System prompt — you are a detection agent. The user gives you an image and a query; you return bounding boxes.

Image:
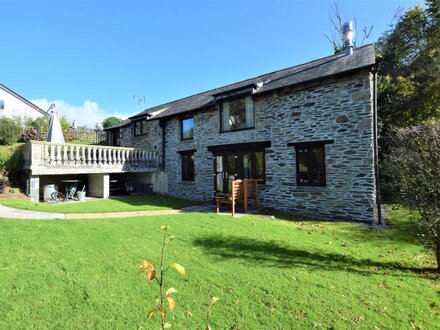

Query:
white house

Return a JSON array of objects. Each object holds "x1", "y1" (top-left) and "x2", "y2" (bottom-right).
[{"x1": 0, "y1": 83, "x2": 47, "y2": 120}]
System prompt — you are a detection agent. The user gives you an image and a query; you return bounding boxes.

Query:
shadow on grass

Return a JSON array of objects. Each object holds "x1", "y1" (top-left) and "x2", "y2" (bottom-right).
[
  {"x1": 107, "y1": 196, "x2": 196, "y2": 210},
  {"x1": 193, "y1": 235, "x2": 425, "y2": 276}
]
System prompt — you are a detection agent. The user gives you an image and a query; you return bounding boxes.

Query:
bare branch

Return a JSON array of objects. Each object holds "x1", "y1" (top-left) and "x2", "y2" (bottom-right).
[{"x1": 326, "y1": 1, "x2": 373, "y2": 50}]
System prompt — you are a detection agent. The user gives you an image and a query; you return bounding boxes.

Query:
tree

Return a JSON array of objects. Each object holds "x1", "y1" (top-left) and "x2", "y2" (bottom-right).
[
  {"x1": 377, "y1": 1, "x2": 440, "y2": 131},
  {"x1": 102, "y1": 116, "x2": 123, "y2": 129},
  {"x1": 377, "y1": 0, "x2": 440, "y2": 199},
  {"x1": 385, "y1": 123, "x2": 440, "y2": 271},
  {"x1": 26, "y1": 114, "x2": 71, "y2": 133}
]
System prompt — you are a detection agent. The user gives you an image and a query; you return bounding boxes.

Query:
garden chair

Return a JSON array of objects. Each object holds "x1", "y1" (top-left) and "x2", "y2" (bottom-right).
[
  {"x1": 243, "y1": 179, "x2": 258, "y2": 213},
  {"x1": 216, "y1": 179, "x2": 243, "y2": 216}
]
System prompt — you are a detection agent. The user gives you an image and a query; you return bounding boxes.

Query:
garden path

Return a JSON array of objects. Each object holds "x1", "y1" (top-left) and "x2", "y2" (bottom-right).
[{"x1": 0, "y1": 204, "x2": 251, "y2": 220}]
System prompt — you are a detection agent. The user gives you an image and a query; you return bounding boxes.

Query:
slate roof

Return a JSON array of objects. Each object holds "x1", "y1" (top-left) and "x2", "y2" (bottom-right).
[
  {"x1": 129, "y1": 44, "x2": 376, "y2": 121},
  {"x1": 0, "y1": 83, "x2": 47, "y2": 116}
]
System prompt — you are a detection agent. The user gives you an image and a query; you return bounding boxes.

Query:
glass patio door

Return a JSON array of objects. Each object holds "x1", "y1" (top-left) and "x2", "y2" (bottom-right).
[{"x1": 214, "y1": 153, "x2": 238, "y2": 193}]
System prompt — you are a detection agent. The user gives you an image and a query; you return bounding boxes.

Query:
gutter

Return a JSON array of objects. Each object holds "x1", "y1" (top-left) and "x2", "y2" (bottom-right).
[{"x1": 372, "y1": 63, "x2": 382, "y2": 225}]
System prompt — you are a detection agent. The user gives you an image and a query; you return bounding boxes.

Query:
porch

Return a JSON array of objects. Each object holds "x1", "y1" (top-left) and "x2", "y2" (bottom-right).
[{"x1": 23, "y1": 141, "x2": 166, "y2": 202}]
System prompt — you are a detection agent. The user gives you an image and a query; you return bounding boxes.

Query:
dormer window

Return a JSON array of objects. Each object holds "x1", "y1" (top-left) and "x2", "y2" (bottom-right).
[
  {"x1": 220, "y1": 96, "x2": 254, "y2": 132},
  {"x1": 133, "y1": 118, "x2": 148, "y2": 137}
]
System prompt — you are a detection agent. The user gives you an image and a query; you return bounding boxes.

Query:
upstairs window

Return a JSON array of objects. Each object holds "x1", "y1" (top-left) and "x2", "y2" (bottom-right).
[
  {"x1": 0, "y1": 99, "x2": 4, "y2": 110},
  {"x1": 133, "y1": 119, "x2": 148, "y2": 137},
  {"x1": 181, "y1": 151, "x2": 195, "y2": 181},
  {"x1": 181, "y1": 117, "x2": 194, "y2": 140},
  {"x1": 220, "y1": 96, "x2": 254, "y2": 132},
  {"x1": 295, "y1": 144, "x2": 326, "y2": 187}
]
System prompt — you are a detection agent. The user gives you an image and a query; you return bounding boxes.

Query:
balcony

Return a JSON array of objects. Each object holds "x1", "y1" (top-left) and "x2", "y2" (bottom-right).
[{"x1": 24, "y1": 141, "x2": 161, "y2": 176}]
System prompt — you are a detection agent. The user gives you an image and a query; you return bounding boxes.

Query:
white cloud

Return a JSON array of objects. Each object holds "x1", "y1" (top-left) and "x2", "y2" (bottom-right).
[{"x1": 31, "y1": 98, "x2": 125, "y2": 128}]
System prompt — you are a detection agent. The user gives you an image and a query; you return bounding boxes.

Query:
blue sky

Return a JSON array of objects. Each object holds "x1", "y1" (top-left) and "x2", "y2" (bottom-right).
[{"x1": 2, "y1": 0, "x2": 420, "y2": 127}]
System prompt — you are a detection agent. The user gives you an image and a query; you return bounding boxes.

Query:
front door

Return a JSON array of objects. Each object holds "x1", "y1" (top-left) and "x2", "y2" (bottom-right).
[{"x1": 214, "y1": 153, "x2": 238, "y2": 193}]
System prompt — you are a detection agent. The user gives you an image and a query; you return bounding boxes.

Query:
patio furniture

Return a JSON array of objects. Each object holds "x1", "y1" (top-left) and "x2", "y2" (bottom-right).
[
  {"x1": 60, "y1": 180, "x2": 80, "y2": 201},
  {"x1": 243, "y1": 179, "x2": 258, "y2": 212},
  {"x1": 216, "y1": 179, "x2": 243, "y2": 216}
]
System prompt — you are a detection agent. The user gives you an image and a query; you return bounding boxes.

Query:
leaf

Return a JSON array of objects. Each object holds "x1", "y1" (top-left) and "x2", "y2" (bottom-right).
[
  {"x1": 206, "y1": 325, "x2": 212, "y2": 330},
  {"x1": 147, "y1": 308, "x2": 160, "y2": 319},
  {"x1": 160, "y1": 225, "x2": 168, "y2": 231},
  {"x1": 169, "y1": 263, "x2": 186, "y2": 276},
  {"x1": 139, "y1": 260, "x2": 154, "y2": 272},
  {"x1": 208, "y1": 296, "x2": 220, "y2": 309},
  {"x1": 167, "y1": 235, "x2": 176, "y2": 241},
  {"x1": 146, "y1": 270, "x2": 156, "y2": 282},
  {"x1": 166, "y1": 287, "x2": 177, "y2": 296},
  {"x1": 166, "y1": 295, "x2": 175, "y2": 313},
  {"x1": 164, "y1": 323, "x2": 172, "y2": 329}
]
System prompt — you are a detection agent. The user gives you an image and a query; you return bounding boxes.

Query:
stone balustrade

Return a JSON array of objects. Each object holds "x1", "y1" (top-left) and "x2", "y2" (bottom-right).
[{"x1": 24, "y1": 141, "x2": 161, "y2": 175}]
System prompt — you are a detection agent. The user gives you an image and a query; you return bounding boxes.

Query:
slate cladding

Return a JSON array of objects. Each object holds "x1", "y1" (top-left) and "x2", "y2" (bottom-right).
[{"x1": 113, "y1": 44, "x2": 378, "y2": 222}]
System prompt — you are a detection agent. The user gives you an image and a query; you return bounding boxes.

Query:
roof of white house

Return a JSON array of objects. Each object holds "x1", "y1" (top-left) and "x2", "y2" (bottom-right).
[{"x1": 0, "y1": 83, "x2": 47, "y2": 116}]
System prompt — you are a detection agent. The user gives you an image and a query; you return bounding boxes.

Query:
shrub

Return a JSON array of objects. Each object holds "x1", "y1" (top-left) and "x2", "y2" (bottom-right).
[
  {"x1": 0, "y1": 144, "x2": 25, "y2": 179},
  {"x1": 386, "y1": 123, "x2": 440, "y2": 270},
  {"x1": 0, "y1": 118, "x2": 23, "y2": 145},
  {"x1": 20, "y1": 127, "x2": 41, "y2": 142}
]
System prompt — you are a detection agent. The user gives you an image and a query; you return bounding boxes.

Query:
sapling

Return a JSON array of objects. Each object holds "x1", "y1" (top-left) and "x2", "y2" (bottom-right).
[
  {"x1": 139, "y1": 225, "x2": 186, "y2": 329},
  {"x1": 205, "y1": 291, "x2": 220, "y2": 330}
]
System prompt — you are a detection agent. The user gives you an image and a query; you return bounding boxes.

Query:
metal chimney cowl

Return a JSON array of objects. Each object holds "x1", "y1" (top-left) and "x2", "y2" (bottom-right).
[{"x1": 343, "y1": 21, "x2": 354, "y2": 56}]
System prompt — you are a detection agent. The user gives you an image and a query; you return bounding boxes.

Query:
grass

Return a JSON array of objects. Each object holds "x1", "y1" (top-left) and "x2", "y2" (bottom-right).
[
  {"x1": 0, "y1": 206, "x2": 439, "y2": 329},
  {"x1": 0, "y1": 196, "x2": 196, "y2": 214}
]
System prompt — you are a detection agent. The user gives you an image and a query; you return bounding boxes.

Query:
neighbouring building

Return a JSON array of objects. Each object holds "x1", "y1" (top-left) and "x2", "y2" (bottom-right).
[
  {"x1": 103, "y1": 43, "x2": 380, "y2": 222},
  {"x1": 0, "y1": 83, "x2": 47, "y2": 120}
]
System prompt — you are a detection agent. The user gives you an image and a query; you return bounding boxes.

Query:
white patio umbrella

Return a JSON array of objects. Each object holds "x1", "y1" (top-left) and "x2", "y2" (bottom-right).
[{"x1": 47, "y1": 105, "x2": 65, "y2": 143}]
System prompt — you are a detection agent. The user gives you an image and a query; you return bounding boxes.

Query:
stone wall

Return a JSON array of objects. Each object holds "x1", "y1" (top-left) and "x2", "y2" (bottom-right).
[{"x1": 121, "y1": 70, "x2": 377, "y2": 222}]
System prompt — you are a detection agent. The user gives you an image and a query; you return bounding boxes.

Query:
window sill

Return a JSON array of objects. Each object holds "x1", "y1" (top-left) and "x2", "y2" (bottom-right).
[
  {"x1": 219, "y1": 127, "x2": 255, "y2": 134},
  {"x1": 181, "y1": 180, "x2": 196, "y2": 184}
]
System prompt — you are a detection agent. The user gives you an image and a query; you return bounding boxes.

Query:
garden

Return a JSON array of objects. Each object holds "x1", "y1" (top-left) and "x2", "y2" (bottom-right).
[{"x1": 0, "y1": 205, "x2": 439, "y2": 329}]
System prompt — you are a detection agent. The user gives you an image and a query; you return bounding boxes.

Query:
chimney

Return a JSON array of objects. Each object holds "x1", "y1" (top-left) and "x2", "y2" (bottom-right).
[{"x1": 343, "y1": 21, "x2": 354, "y2": 56}]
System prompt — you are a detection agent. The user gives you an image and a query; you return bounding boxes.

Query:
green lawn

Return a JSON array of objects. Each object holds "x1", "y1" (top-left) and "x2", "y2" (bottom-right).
[
  {"x1": 0, "y1": 206, "x2": 438, "y2": 329},
  {"x1": 0, "y1": 196, "x2": 195, "y2": 213}
]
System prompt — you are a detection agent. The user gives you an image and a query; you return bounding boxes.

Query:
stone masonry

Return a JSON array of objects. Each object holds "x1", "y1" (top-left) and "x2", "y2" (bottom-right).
[{"x1": 120, "y1": 70, "x2": 377, "y2": 222}]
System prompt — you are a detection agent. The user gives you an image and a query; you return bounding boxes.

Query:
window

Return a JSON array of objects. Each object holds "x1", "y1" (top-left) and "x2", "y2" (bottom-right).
[
  {"x1": 295, "y1": 144, "x2": 326, "y2": 187},
  {"x1": 181, "y1": 117, "x2": 194, "y2": 140},
  {"x1": 133, "y1": 119, "x2": 148, "y2": 137},
  {"x1": 220, "y1": 96, "x2": 254, "y2": 132},
  {"x1": 181, "y1": 151, "x2": 195, "y2": 181},
  {"x1": 0, "y1": 99, "x2": 4, "y2": 110},
  {"x1": 243, "y1": 151, "x2": 265, "y2": 183}
]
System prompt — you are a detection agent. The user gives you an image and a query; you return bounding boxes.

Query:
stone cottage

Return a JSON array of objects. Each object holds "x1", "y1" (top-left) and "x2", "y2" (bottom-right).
[{"x1": 105, "y1": 44, "x2": 380, "y2": 222}]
